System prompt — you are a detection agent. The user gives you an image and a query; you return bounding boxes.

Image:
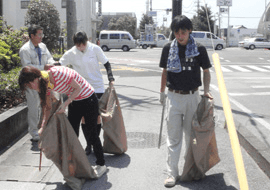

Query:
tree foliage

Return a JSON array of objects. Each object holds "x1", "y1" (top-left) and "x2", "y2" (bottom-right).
[
  {"x1": 192, "y1": 5, "x2": 215, "y2": 32},
  {"x1": 108, "y1": 15, "x2": 137, "y2": 37},
  {"x1": 25, "y1": 0, "x2": 61, "y2": 52},
  {"x1": 139, "y1": 14, "x2": 154, "y2": 32}
]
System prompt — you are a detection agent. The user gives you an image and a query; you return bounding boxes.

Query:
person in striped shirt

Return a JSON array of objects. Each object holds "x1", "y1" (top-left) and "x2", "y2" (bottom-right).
[{"x1": 18, "y1": 65, "x2": 107, "y2": 178}]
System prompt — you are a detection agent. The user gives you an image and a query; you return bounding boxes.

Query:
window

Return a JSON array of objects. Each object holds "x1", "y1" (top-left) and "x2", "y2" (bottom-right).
[
  {"x1": 100, "y1": 34, "x2": 108, "y2": 39},
  {"x1": 21, "y1": 0, "x2": 30, "y2": 9},
  {"x1": 61, "y1": 0, "x2": 67, "y2": 8},
  {"x1": 191, "y1": 32, "x2": 205, "y2": 38},
  {"x1": 121, "y1": 34, "x2": 130, "y2": 40},
  {"x1": 211, "y1": 34, "x2": 217, "y2": 39},
  {"x1": 110, "y1": 34, "x2": 120, "y2": 39},
  {"x1": 158, "y1": 35, "x2": 165, "y2": 40},
  {"x1": 255, "y1": 38, "x2": 263, "y2": 42}
]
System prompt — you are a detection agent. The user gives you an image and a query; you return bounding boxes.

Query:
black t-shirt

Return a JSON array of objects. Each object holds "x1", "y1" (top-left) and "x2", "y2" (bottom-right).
[{"x1": 159, "y1": 42, "x2": 212, "y2": 91}]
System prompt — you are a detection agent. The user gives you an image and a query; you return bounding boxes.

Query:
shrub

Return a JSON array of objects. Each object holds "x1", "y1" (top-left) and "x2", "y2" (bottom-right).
[
  {"x1": 52, "y1": 53, "x2": 63, "y2": 61},
  {"x1": 0, "y1": 16, "x2": 29, "y2": 73},
  {"x1": 0, "y1": 67, "x2": 25, "y2": 114},
  {"x1": 25, "y1": 0, "x2": 61, "y2": 52}
]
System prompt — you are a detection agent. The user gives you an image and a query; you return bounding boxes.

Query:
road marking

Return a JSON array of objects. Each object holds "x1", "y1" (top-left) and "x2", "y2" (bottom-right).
[
  {"x1": 211, "y1": 84, "x2": 270, "y2": 132},
  {"x1": 246, "y1": 65, "x2": 270, "y2": 72},
  {"x1": 259, "y1": 57, "x2": 264, "y2": 60},
  {"x1": 228, "y1": 65, "x2": 251, "y2": 72},
  {"x1": 263, "y1": 66, "x2": 270, "y2": 70},
  {"x1": 224, "y1": 77, "x2": 270, "y2": 80},
  {"x1": 102, "y1": 66, "x2": 145, "y2": 72},
  {"x1": 228, "y1": 92, "x2": 270, "y2": 96},
  {"x1": 251, "y1": 85, "x2": 270, "y2": 88},
  {"x1": 220, "y1": 66, "x2": 233, "y2": 72},
  {"x1": 225, "y1": 60, "x2": 231, "y2": 62}
]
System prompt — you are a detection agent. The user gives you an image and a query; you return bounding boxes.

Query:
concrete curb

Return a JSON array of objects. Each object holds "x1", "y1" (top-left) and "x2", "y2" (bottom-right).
[{"x1": 0, "y1": 103, "x2": 28, "y2": 152}]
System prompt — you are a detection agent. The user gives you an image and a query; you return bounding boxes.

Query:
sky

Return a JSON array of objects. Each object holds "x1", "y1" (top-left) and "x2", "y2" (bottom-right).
[{"x1": 101, "y1": 0, "x2": 269, "y2": 29}]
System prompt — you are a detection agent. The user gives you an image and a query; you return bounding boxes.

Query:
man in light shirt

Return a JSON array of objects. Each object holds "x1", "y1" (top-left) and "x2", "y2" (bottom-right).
[
  {"x1": 19, "y1": 24, "x2": 55, "y2": 141},
  {"x1": 58, "y1": 31, "x2": 115, "y2": 155}
]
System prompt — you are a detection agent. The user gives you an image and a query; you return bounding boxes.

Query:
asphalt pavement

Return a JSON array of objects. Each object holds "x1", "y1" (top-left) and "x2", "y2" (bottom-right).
[{"x1": 0, "y1": 73, "x2": 270, "y2": 189}]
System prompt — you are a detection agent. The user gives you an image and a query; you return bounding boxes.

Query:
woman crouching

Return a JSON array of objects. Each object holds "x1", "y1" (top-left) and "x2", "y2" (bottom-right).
[{"x1": 18, "y1": 65, "x2": 107, "y2": 178}]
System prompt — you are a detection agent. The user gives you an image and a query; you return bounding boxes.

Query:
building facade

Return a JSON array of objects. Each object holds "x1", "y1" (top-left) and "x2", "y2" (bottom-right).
[{"x1": 1, "y1": 0, "x2": 100, "y2": 42}]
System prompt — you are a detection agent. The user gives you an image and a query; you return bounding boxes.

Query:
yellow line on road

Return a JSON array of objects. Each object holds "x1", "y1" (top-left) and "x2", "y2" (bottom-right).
[{"x1": 212, "y1": 53, "x2": 249, "y2": 190}]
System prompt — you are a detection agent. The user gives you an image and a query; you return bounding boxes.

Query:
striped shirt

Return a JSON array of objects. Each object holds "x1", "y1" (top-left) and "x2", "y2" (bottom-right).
[{"x1": 49, "y1": 66, "x2": 94, "y2": 100}]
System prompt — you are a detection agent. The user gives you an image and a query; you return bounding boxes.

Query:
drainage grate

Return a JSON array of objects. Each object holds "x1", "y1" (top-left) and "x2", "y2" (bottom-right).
[{"x1": 126, "y1": 132, "x2": 166, "y2": 149}]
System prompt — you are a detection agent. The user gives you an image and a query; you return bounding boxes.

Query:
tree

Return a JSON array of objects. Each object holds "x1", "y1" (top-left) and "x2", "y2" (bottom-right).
[
  {"x1": 25, "y1": 0, "x2": 60, "y2": 52},
  {"x1": 139, "y1": 14, "x2": 154, "y2": 32},
  {"x1": 108, "y1": 17, "x2": 118, "y2": 30},
  {"x1": 108, "y1": 16, "x2": 137, "y2": 37},
  {"x1": 192, "y1": 5, "x2": 215, "y2": 32}
]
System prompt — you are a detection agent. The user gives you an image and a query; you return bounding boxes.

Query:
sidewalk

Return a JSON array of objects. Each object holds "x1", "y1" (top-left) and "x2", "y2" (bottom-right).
[{"x1": 0, "y1": 76, "x2": 270, "y2": 190}]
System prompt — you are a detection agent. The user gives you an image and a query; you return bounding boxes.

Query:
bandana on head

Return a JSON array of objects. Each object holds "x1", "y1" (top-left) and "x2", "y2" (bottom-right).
[{"x1": 167, "y1": 34, "x2": 200, "y2": 73}]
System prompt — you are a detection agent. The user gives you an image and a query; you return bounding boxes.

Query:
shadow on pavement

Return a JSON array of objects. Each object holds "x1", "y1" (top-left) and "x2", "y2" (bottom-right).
[
  {"x1": 177, "y1": 173, "x2": 237, "y2": 190},
  {"x1": 87, "y1": 153, "x2": 131, "y2": 169},
  {"x1": 214, "y1": 105, "x2": 270, "y2": 148}
]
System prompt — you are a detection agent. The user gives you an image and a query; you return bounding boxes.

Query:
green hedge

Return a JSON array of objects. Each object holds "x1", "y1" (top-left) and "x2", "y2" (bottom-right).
[{"x1": 0, "y1": 67, "x2": 25, "y2": 114}]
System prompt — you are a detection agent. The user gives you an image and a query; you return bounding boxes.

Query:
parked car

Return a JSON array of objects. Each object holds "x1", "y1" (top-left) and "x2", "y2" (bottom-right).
[
  {"x1": 190, "y1": 31, "x2": 226, "y2": 50},
  {"x1": 99, "y1": 30, "x2": 137, "y2": 51},
  {"x1": 238, "y1": 37, "x2": 270, "y2": 50}
]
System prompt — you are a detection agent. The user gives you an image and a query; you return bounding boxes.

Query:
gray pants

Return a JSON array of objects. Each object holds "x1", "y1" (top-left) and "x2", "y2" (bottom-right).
[
  {"x1": 25, "y1": 88, "x2": 41, "y2": 139},
  {"x1": 166, "y1": 90, "x2": 200, "y2": 178}
]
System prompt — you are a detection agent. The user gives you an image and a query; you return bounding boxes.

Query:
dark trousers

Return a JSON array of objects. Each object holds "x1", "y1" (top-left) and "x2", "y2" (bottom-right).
[
  {"x1": 68, "y1": 94, "x2": 105, "y2": 166},
  {"x1": 95, "y1": 93, "x2": 103, "y2": 135}
]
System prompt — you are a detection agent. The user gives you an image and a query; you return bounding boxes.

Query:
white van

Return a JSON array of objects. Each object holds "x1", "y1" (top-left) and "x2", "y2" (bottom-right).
[
  {"x1": 190, "y1": 31, "x2": 226, "y2": 50},
  {"x1": 99, "y1": 30, "x2": 137, "y2": 51}
]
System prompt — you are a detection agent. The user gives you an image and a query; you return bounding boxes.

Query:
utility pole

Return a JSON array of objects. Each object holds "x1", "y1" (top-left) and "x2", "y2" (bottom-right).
[
  {"x1": 150, "y1": 0, "x2": 152, "y2": 11},
  {"x1": 197, "y1": 0, "x2": 200, "y2": 16},
  {"x1": 172, "y1": 0, "x2": 182, "y2": 20},
  {"x1": 66, "y1": 0, "x2": 77, "y2": 49}
]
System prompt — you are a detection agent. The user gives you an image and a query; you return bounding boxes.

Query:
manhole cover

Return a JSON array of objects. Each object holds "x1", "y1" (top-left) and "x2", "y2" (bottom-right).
[{"x1": 126, "y1": 132, "x2": 166, "y2": 149}]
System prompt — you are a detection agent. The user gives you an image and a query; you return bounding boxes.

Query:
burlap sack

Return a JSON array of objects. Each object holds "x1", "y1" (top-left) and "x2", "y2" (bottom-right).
[
  {"x1": 39, "y1": 98, "x2": 97, "y2": 190},
  {"x1": 99, "y1": 86, "x2": 127, "y2": 154},
  {"x1": 181, "y1": 96, "x2": 220, "y2": 181}
]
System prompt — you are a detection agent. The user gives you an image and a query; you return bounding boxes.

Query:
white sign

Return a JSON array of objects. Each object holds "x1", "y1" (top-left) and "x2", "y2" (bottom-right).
[{"x1": 217, "y1": 0, "x2": 232, "y2": 6}]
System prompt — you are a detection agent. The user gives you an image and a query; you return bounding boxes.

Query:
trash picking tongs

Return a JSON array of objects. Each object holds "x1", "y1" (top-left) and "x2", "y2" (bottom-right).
[{"x1": 158, "y1": 95, "x2": 167, "y2": 149}]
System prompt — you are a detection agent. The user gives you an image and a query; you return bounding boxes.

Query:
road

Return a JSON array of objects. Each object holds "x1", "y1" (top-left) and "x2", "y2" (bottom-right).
[
  {"x1": 103, "y1": 47, "x2": 270, "y2": 155},
  {"x1": 1, "y1": 47, "x2": 270, "y2": 190}
]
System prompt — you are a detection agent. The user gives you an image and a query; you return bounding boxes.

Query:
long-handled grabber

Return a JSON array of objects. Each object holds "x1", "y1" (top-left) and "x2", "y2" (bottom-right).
[{"x1": 158, "y1": 97, "x2": 167, "y2": 149}]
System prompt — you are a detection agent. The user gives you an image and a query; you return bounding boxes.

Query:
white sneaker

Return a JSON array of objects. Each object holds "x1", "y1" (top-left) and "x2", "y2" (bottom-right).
[
  {"x1": 93, "y1": 165, "x2": 107, "y2": 178},
  {"x1": 164, "y1": 175, "x2": 179, "y2": 187}
]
